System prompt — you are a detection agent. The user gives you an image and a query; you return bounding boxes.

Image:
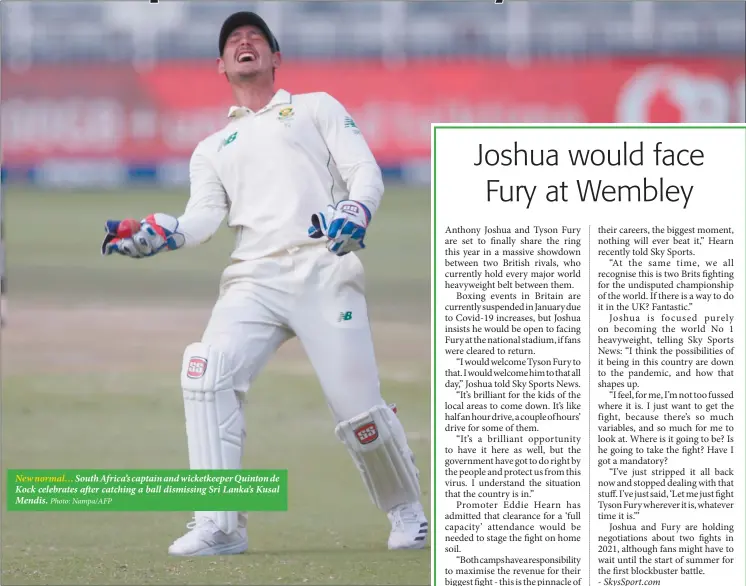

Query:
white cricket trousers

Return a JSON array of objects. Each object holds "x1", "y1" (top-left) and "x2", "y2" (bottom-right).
[{"x1": 200, "y1": 243, "x2": 383, "y2": 422}]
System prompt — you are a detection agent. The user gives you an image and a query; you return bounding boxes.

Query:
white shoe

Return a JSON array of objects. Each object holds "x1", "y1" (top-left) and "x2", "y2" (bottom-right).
[
  {"x1": 387, "y1": 502, "x2": 428, "y2": 550},
  {"x1": 168, "y1": 517, "x2": 248, "y2": 556}
]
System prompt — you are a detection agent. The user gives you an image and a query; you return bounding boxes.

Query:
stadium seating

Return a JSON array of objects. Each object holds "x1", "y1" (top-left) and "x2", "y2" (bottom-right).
[{"x1": 2, "y1": 1, "x2": 744, "y2": 64}]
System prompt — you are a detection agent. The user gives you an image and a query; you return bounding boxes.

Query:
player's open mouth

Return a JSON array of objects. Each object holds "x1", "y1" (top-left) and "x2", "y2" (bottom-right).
[{"x1": 237, "y1": 50, "x2": 257, "y2": 63}]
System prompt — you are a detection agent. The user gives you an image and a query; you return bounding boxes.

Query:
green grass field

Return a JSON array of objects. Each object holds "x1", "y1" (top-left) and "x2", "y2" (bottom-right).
[{"x1": 1, "y1": 186, "x2": 432, "y2": 585}]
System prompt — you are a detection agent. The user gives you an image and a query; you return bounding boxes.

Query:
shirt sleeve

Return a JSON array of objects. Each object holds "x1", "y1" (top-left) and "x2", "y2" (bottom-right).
[
  {"x1": 314, "y1": 93, "x2": 384, "y2": 218},
  {"x1": 176, "y1": 144, "x2": 229, "y2": 247}
]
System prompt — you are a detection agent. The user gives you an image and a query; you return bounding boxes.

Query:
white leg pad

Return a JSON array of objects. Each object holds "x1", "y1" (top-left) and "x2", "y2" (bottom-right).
[
  {"x1": 181, "y1": 342, "x2": 243, "y2": 535},
  {"x1": 335, "y1": 404, "x2": 421, "y2": 512}
]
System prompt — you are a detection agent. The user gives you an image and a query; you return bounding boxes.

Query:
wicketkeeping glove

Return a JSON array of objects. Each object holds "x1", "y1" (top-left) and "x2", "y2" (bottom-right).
[
  {"x1": 101, "y1": 213, "x2": 185, "y2": 258},
  {"x1": 308, "y1": 200, "x2": 371, "y2": 256}
]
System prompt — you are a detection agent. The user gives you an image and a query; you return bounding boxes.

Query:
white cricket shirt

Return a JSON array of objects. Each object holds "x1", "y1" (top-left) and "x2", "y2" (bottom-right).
[{"x1": 175, "y1": 89, "x2": 384, "y2": 261}]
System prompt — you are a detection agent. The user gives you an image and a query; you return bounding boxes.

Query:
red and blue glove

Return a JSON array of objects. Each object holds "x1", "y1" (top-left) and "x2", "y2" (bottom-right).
[{"x1": 102, "y1": 214, "x2": 185, "y2": 258}]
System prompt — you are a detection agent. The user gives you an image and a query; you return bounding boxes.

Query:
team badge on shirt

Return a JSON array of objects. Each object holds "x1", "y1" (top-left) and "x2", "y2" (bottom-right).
[
  {"x1": 278, "y1": 107, "x2": 295, "y2": 120},
  {"x1": 278, "y1": 107, "x2": 295, "y2": 128}
]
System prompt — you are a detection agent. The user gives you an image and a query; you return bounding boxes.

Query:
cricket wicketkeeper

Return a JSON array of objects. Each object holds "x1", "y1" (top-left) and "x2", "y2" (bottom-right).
[{"x1": 102, "y1": 11, "x2": 428, "y2": 556}]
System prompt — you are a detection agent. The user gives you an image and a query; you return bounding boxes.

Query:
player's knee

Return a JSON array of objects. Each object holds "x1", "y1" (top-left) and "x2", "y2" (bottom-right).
[{"x1": 181, "y1": 342, "x2": 234, "y2": 392}]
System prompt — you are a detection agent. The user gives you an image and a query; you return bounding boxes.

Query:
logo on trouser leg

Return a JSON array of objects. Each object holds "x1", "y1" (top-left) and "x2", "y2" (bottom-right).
[
  {"x1": 354, "y1": 422, "x2": 378, "y2": 444},
  {"x1": 187, "y1": 357, "x2": 207, "y2": 378}
]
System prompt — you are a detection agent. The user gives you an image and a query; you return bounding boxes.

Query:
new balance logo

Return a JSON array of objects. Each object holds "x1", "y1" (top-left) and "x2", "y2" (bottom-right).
[
  {"x1": 344, "y1": 116, "x2": 361, "y2": 135},
  {"x1": 338, "y1": 311, "x2": 352, "y2": 322}
]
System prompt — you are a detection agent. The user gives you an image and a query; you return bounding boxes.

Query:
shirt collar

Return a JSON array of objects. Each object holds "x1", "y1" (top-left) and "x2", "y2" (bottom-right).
[{"x1": 227, "y1": 89, "x2": 292, "y2": 118}]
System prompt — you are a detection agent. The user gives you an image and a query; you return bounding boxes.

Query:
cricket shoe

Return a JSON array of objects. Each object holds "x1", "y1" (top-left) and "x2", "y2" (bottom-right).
[
  {"x1": 387, "y1": 502, "x2": 428, "y2": 550},
  {"x1": 168, "y1": 517, "x2": 248, "y2": 556}
]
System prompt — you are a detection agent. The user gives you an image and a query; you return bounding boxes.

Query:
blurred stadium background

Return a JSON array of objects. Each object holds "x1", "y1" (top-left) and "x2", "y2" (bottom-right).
[
  {"x1": 0, "y1": 2, "x2": 744, "y2": 585},
  {"x1": 1, "y1": 0, "x2": 744, "y2": 190}
]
